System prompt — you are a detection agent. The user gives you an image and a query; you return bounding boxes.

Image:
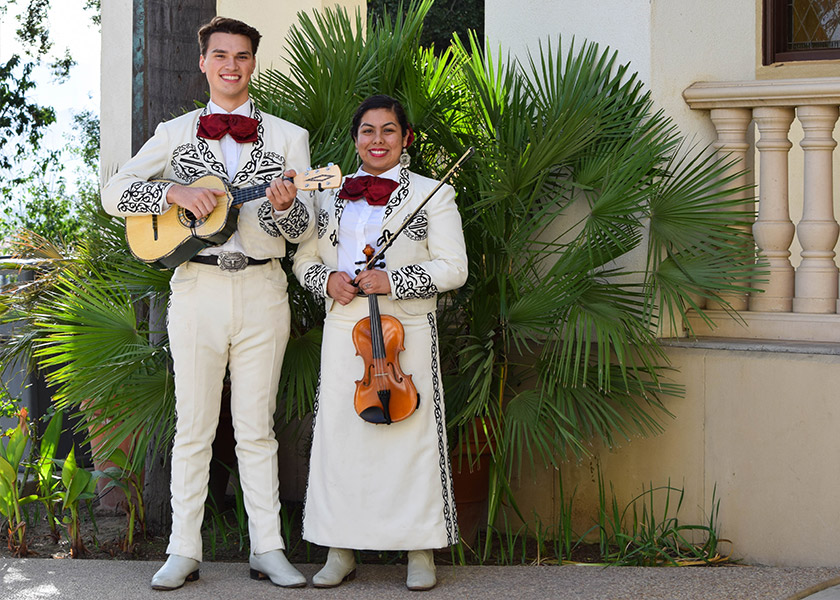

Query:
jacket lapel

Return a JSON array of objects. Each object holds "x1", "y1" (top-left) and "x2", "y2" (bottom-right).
[
  {"x1": 328, "y1": 190, "x2": 346, "y2": 249},
  {"x1": 381, "y1": 167, "x2": 412, "y2": 230},
  {"x1": 230, "y1": 105, "x2": 264, "y2": 187}
]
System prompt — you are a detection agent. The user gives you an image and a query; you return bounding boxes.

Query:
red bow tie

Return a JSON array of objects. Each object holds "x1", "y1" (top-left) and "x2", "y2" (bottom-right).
[
  {"x1": 197, "y1": 113, "x2": 259, "y2": 143},
  {"x1": 337, "y1": 175, "x2": 398, "y2": 206}
]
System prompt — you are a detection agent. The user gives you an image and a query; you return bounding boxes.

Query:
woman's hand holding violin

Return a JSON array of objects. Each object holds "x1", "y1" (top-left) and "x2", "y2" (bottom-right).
[
  {"x1": 326, "y1": 269, "x2": 393, "y2": 305},
  {"x1": 354, "y1": 269, "x2": 391, "y2": 296}
]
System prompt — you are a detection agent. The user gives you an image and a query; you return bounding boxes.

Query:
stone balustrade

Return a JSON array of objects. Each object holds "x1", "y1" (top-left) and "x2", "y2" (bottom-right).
[{"x1": 683, "y1": 78, "x2": 840, "y2": 342}]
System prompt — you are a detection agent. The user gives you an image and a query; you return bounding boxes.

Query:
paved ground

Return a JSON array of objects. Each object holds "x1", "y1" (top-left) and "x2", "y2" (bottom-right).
[{"x1": 3, "y1": 559, "x2": 840, "y2": 600}]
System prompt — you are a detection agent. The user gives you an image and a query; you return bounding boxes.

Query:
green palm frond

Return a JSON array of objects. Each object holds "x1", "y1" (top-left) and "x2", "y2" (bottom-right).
[
  {"x1": 28, "y1": 260, "x2": 173, "y2": 471},
  {"x1": 551, "y1": 364, "x2": 677, "y2": 448},
  {"x1": 278, "y1": 326, "x2": 323, "y2": 421},
  {"x1": 646, "y1": 141, "x2": 758, "y2": 326},
  {"x1": 502, "y1": 389, "x2": 584, "y2": 474}
]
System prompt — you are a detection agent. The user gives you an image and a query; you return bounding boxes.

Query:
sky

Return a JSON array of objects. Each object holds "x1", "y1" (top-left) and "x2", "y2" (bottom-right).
[{"x1": 0, "y1": 0, "x2": 100, "y2": 170}]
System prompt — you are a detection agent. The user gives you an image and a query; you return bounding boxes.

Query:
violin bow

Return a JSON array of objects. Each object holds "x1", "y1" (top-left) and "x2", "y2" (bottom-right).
[{"x1": 363, "y1": 146, "x2": 475, "y2": 270}]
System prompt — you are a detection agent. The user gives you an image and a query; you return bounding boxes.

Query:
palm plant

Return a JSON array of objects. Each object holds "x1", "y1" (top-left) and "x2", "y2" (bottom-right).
[
  {"x1": 251, "y1": 0, "x2": 756, "y2": 555},
  {"x1": 0, "y1": 213, "x2": 173, "y2": 473}
]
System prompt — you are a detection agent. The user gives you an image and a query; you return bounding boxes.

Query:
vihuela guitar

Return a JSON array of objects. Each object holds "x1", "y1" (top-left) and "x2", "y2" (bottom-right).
[{"x1": 124, "y1": 164, "x2": 341, "y2": 269}]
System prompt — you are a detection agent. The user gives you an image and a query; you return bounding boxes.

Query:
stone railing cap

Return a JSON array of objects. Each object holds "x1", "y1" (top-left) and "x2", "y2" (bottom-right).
[{"x1": 684, "y1": 77, "x2": 840, "y2": 109}]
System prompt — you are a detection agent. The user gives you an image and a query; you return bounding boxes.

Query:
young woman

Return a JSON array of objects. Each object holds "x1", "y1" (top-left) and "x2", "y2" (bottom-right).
[{"x1": 293, "y1": 95, "x2": 468, "y2": 590}]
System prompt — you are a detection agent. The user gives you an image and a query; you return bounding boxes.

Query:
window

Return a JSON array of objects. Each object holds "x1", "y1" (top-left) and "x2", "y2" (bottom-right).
[{"x1": 764, "y1": 0, "x2": 840, "y2": 64}]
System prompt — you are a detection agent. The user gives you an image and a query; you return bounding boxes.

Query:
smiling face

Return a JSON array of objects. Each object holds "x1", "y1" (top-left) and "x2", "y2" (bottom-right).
[
  {"x1": 354, "y1": 108, "x2": 410, "y2": 176},
  {"x1": 199, "y1": 32, "x2": 256, "y2": 111}
]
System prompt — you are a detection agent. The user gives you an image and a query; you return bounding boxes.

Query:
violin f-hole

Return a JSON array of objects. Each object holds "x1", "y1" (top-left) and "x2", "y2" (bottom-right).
[{"x1": 352, "y1": 245, "x2": 419, "y2": 424}]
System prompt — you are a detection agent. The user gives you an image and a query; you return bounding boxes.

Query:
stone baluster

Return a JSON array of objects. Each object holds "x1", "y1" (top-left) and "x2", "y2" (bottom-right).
[
  {"x1": 793, "y1": 105, "x2": 839, "y2": 314},
  {"x1": 749, "y1": 107, "x2": 795, "y2": 312},
  {"x1": 706, "y1": 108, "x2": 753, "y2": 312}
]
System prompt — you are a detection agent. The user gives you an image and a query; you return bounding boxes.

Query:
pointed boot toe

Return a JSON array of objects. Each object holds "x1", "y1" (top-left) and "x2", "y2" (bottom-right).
[
  {"x1": 151, "y1": 554, "x2": 200, "y2": 591},
  {"x1": 249, "y1": 549, "x2": 306, "y2": 588},
  {"x1": 312, "y1": 547, "x2": 357, "y2": 588}
]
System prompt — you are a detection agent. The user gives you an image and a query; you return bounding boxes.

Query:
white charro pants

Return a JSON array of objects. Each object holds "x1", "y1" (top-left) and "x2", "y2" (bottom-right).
[{"x1": 165, "y1": 259, "x2": 290, "y2": 561}]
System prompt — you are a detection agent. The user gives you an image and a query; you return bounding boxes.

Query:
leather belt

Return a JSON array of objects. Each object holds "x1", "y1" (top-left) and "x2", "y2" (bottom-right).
[{"x1": 189, "y1": 251, "x2": 270, "y2": 272}]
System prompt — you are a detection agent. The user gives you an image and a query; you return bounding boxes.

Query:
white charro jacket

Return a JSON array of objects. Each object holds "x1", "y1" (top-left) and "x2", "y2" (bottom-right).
[
  {"x1": 292, "y1": 166, "x2": 468, "y2": 316},
  {"x1": 101, "y1": 103, "x2": 314, "y2": 259}
]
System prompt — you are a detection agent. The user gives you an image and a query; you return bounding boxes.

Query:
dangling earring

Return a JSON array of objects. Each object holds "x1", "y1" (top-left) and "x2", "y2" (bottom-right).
[{"x1": 399, "y1": 146, "x2": 411, "y2": 168}]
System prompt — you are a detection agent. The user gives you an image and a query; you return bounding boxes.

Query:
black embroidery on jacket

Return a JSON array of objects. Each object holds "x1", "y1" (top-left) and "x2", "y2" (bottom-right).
[
  {"x1": 377, "y1": 229, "x2": 393, "y2": 249},
  {"x1": 116, "y1": 181, "x2": 168, "y2": 214},
  {"x1": 300, "y1": 372, "x2": 321, "y2": 540},
  {"x1": 391, "y1": 265, "x2": 438, "y2": 300},
  {"x1": 232, "y1": 112, "x2": 265, "y2": 186},
  {"x1": 196, "y1": 137, "x2": 228, "y2": 181},
  {"x1": 383, "y1": 167, "x2": 411, "y2": 221},
  {"x1": 303, "y1": 264, "x2": 329, "y2": 298},
  {"x1": 274, "y1": 197, "x2": 310, "y2": 239},
  {"x1": 318, "y1": 209, "x2": 329, "y2": 239},
  {"x1": 331, "y1": 199, "x2": 345, "y2": 247},
  {"x1": 171, "y1": 144, "x2": 206, "y2": 182},
  {"x1": 428, "y1": 313, "x2": 458, "y2": 545},
  {"x1": 257, "y1": 200, "x2": 282, "y2": 237},
  {"x1": 402, "y1": 210, "x2": 428, "y2": 241},
  {"x1": 252, "y1": 151, "x2": 286, "y2": 185}
]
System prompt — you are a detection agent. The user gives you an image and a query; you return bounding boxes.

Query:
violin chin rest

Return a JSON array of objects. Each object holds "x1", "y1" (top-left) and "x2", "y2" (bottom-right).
[{"x1": 360, "y1": 406, "x2": 391, "y2": 425}]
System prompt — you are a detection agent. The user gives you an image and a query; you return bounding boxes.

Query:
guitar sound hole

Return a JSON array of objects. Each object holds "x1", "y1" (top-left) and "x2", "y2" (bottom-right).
[{"x1": 179, "y1": 208, "x2": 208, "y2": 228}]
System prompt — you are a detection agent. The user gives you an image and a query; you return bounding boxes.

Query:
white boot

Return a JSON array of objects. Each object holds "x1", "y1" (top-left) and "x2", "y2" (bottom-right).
[
  {"x1": 151, "y1": 554, "x2": 200, "y2": 591},
  {"x1": 249, "y1": 549, "x2": 307, "y2": 588},
  {"x1": 312, "y1": 547, "x2": 357, "y2": 588},
  {"x1": 406, "y1": 549, "x2": 436, "y2": 591}
]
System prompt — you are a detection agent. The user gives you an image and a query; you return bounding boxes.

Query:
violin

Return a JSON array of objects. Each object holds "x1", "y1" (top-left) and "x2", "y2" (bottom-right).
[{"x1": 352, "y1": 245, "x2": 420, "y2": 424}]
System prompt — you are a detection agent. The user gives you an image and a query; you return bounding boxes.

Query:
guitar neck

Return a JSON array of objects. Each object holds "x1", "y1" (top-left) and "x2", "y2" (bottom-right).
[
  {"x1": 225, "y1": 164, "x2": 342, "y2": 207},
  {"x1": 230, "y1": 182, "x2": 271, "y2": 207}
]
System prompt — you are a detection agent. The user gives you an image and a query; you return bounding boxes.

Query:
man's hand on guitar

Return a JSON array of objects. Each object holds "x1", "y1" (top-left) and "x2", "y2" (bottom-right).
[
  {"x1": 266, "y1": 170, "x2": 298, "y2": 212},
  {"x1": 167, "y1": 184, "x2": 227, "y2": 219},
  {"x1": 125, "y1": 166, "x2": 341, "y2": 268}
]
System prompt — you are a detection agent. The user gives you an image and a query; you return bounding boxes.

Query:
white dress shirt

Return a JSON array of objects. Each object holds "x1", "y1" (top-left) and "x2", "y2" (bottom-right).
[
  {"x1": 196, "y1": 99, "x2": 293, "y2": 257},
  {"x1": 199, "y1": 99, "x2": 252, "y2": 257},
  {"x1": 336, "y1": 164, "x2": 400, "y2": 277}
]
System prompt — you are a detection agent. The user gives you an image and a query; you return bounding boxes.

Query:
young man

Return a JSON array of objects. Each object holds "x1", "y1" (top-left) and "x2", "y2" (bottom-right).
[{"x1": 102, "y1": 17, "x2": 313, "y2": 590}]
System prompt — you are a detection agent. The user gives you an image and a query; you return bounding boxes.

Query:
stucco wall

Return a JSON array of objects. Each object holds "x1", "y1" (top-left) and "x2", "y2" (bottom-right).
[
  {"x1": 99, "y1": 1, "x2": 134, "y2": 179},
  {"x1": 216, "y1": 0, "x2": 365, "y2": 73},
  {"x1": 484, "y1": 0, "x2": 651, "y2": 83},
  {"x1": 485, "y1": 0, "x2": 756, "y2": 183},
  {"x1": 701, "y1": 346, "x2": 840, "y2": 566}
]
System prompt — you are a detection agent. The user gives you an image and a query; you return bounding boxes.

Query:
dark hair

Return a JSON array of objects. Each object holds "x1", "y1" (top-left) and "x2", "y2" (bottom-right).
[
  {"x1": 350, "y1": 95, "x2": 410, "y2": 141},
  {"x1": 198, "y1": 17, "x2": 262, "y2": 56}
]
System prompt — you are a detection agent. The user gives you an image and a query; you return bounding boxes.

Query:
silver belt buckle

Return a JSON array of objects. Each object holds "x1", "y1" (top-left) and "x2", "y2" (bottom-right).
[{"x1": 217, "y1": 251, "x2": 248, "y2": 272}]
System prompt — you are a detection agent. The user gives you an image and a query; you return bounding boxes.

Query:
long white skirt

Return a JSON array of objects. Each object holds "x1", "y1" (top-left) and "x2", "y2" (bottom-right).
[{"x1": 302, "y1": 294, "x2": 459, "y2": 550}]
